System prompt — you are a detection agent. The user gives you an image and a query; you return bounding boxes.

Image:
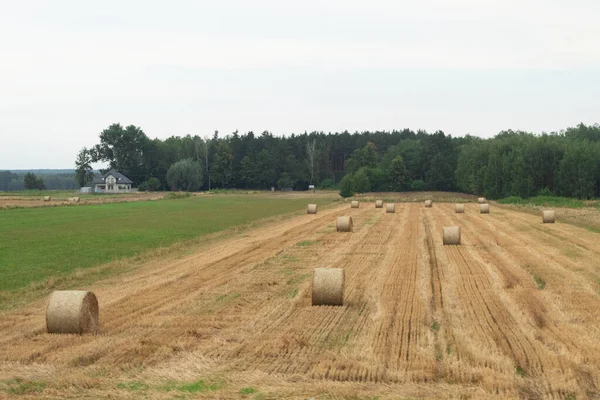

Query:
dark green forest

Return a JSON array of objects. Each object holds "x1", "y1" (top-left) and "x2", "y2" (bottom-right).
[{"x1": 69, "y1": 122, "x2": 600, "y2": 199}]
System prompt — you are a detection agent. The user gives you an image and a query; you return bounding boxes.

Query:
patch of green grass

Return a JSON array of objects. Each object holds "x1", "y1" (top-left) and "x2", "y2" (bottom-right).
[
  {"x1": 498, "y1": 195, "x2": 586, "y2": 208},
  {"x1": 363, "y1": 215, "x2": 378, "y2": 225},
  {"x1": 534, "y1": 275, "x2": 546, "y2": 290},
  {"x1": 562, "y1": 248, "x2": 582, "y2": 258},
  {"x1": 165, "y1": 192, "x2": 191, "y2": 199},
  {"x1": 296, "y1": 240, "x2": 319, "y2": 247},
  {"x1": 178, "y1": 380, "x2": 220, "y2": 393},
  {"x1": 317, "y1": 394, "x2": 381, "y2": 400},
  {"x1": 117, "y1": 379, "x2": 222, "y2": 394},
  {"x1": 431, "y1": 320, "x2": 440, "y2": 332},
  {"x1": 515, "y1": 365, "x2": 527, "y2": 377},
  {"x1": 446, "y1": 345, "x2": 452, "y2": 355},
  {"x1": 287, "y1": 288, "x2": 298, "y2": 298},
  {"x1": 163, "y1": 380, "x2": 221, "y2": 393},
  {"x1": 240, "y1": 387, "x2": 257, "y2": 395},
  {"x1": 117, "y1": 381, "x2": 150, "y2": 391},
  {"x1": 322, "y1": 331, "x2": 353, "y2": 349},
  {"x1": 287, "y1": 274, "x2": 310, "y2": 286},
  {"x1": 586, "y1": 226, "x2": 600, "y2": 234},
  {"x1": 281, "y1": 255, "x2": 300, "y2": 264},
  {"x1": 1, "y1": 379, "x2": 46, "y2": 395},
  {"x1": 216, "y1": 293, "x2": 241, "y2": 303},
  {"x1": 0, "y1": 195, "x2": 332, "y2": 294}
]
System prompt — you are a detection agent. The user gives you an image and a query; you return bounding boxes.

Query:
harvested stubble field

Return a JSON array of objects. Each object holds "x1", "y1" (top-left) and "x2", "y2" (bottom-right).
[{"x1": 1, "y1": 199, "x2": 600, "y2": 399}]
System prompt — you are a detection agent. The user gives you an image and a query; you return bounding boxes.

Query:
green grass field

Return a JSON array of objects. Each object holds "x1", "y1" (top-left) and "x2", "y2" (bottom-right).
[
  {"x1": 0, "y1": 195, "x2": 333, "y2": 293},
  {"x1": 497, "y1": 195, "x2": 588, "y2": 208}
]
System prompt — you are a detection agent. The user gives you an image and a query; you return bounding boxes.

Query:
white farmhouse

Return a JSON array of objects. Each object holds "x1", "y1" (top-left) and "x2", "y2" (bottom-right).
[{"x1": 91, "y1": 169, "x2": 134, "y2": 193}]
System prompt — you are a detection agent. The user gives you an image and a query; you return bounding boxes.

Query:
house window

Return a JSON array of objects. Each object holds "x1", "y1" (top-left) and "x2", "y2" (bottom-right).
[{"x1": 108, "y1": 185, "x2": 114, "y2": 190}]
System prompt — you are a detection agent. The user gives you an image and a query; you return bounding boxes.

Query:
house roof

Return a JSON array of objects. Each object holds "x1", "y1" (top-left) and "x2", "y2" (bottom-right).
[{"x1": 91, "y1": 169, "x2": 134, "y2": 185}]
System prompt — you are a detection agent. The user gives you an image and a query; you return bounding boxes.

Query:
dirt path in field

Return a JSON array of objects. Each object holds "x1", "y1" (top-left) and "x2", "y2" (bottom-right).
[{"x1": 1, "y1": 201, "x2": 600, "y2": 399}]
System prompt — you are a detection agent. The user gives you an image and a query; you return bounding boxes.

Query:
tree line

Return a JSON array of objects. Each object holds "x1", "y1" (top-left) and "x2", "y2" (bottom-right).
[
  {"x1": 0, "y1": 170, "x2": 79, "y2": 191},
  {"x1": 70, "y1": 122, "x2": 599, "y2": 199}
]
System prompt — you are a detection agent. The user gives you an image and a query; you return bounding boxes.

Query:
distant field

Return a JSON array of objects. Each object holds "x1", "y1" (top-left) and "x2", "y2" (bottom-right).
[
  {"x1": 0, "y1": 190, "x2": 123, "y2": 199},
  {"x1": 0, "y1": 190, "x2": 81, "y2": 197},
  {"x1": 0, "y1": 195, "x2": 335, "y2": 293},
  {"x1": 497, "y1": 195, "x2": 589, "y2": 208}
]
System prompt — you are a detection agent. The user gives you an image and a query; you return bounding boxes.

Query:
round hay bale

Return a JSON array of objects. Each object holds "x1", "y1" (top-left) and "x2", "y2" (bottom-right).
[
  {"x1": 68, "y1": 197, "x2": 80, "y2": 203},
  {"x1": 478, "y1": 197, "x2": 486, "y2": 204},
  {"x1": 424, "y1": 200, "x2": 432, "y2": 208},
  {"x1": 455, "y1": 204, "x2": 465, "y2": 213},
  {"x1": 312, "y1": 268, "x2": 344, "y2": 306},
  {"x1": 46, "y1": 290, "x2": 99, "y2": 334},
  {"x1": 480, "y1": 203, "x2": 489, "y2": 214},
  {"x1": 443, "y1": 226, "x2": 461, "y2": 245},
  {"x1": 386, "y1": 203, "x2": 395, "y2": 213},
  {"x1": 542, "y1": 210, "x2": 555, "y2": 223},
  {"x1": 43, "y1": 196, "x2": 51, "y2": 202},
  {"x1": 336, "y1": 216, "x2": 353, "y2": 232},
  {"x1": 375, "y1": 200, "x2": 383, "y2": 208},
  {"x1": 351, "y1": 200, "x2": 359, "y2": 208},
  {"x1": 307, "y1": 204, "x2": 318, "y2": 214}
]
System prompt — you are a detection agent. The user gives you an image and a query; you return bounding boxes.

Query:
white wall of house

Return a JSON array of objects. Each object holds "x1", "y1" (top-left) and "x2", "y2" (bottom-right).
[{"x1": 94, "y1": 174, "x2": 132, "y2": 193}]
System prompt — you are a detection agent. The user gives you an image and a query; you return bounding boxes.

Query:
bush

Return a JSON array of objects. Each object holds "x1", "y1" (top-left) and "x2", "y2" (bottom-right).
[
  {"x1": 317, "y1": 178, "x2": 336, "y2": 189},
  {"x1": 138, "y1": 177, "x2": 161, "y2": 192},
  {"x1": 497, "y1": 196, "x2": 523, "y2": 205},
  {"x1": 538, "y1": 187, "x2": 553, "y2": 197},
  {"x1": 409, "y1": 179, "x2": 425, "y2": 191},
  {"x1": 166, "y1": 159, "x2": 203, "y2": 191},
  {"x1": 339, "y1": 174, "x2": 355, "y2": 198},
  {"x1": 166, "y1": 192, "x2": 191, "y2": 199}
]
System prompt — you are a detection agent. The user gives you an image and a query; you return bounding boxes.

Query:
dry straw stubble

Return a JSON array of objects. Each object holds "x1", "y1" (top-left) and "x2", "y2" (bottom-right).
[
  {"x1": 480, "y1": 203, "x2": 489, "y2": 214},
  {"x1": 312, "y1": 268, "x2": 344, "y2": 306},
  {"x1": 46, "y1": 290, "x2": 99, "y2": 334},
  {"x1": 455, "y1": 204, "x2": 465, "y2": 213},
  {"x1": 386, "y1": 203, "x2": 395, "y2": 213},
  {"x1": 307, "y1": 204, "x2": 318, "y2": 214},
  {"x1": 443, "y1": 226, "x2": 461, "y2": 245},
  {"x1": 543, "y1": 210, "x2": 555, "y2": 223},
  {"x1": 336, "y1": 216, "x2": 353, "y2": 232},
  {"x1": 351, "y1": 200, "x2": 359, "y2": 208}
]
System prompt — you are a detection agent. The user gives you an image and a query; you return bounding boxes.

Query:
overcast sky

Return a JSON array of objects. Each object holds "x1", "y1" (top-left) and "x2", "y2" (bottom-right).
[{"x1": 1, "y1": 0, "x2": 599, "y2": 168}]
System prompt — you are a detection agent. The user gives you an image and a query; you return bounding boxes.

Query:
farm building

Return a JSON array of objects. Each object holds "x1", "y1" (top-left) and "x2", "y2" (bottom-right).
[{"x1": 91, "y1": 169, "x2": 134, "y2": 193}]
